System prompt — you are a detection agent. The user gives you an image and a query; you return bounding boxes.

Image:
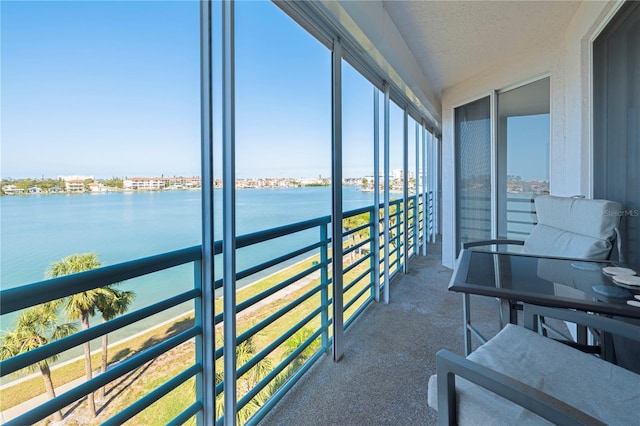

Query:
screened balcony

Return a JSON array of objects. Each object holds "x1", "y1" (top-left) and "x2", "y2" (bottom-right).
[{"x1": 2, "y1": 0, "x2": 637, "y2": 425}]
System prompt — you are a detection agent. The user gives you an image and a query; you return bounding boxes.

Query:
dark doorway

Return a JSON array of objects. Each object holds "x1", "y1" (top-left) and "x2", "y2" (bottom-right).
[{"x1": 593, "y1": 1, "x2": 640, "y2": 268}]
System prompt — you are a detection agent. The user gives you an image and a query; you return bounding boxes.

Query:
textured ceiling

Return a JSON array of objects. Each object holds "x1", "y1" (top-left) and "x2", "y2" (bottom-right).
[{"x1": 383, "y1": 1, "x2": 582, "y2": 94}]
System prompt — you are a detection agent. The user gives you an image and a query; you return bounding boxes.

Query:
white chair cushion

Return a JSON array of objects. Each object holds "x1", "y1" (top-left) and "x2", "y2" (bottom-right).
[
  {"x1": 427, "y1": 324, "x2": 640, "y2": 425},
  {"x1": 521, "y1": 224, "x2": 612, "y2": 259},
  {"x1": 534, "y1": 196, "x2": 621, "y2": 240}
]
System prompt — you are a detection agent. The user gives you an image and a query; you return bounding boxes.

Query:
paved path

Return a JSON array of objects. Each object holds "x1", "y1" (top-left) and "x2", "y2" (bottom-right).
[
  {"x1": 241, "y1": 270, "x2": 322, "y2": 314},
  {"x1": 1, "y1": 370, "x2": 98, "y2": 423}
]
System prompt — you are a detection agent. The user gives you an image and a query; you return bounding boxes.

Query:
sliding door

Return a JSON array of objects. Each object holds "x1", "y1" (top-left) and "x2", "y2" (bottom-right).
[
  {"x1": 594, "y1": 1, "x2": 640, "y2": 267},
  {"x1": 455, "y1": 96, "x2": 491, "y2": 253},
  {"x1": 455, "y1": 78, "x2": 550, "y2": 254}
]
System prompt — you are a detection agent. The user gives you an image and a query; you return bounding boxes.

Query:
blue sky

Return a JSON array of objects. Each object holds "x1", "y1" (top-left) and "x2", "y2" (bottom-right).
[
  {"x1": 1, "y1": 0, "x2": 404, "y2": 180},
  {"x1": 1, "y1": 1, "x2": 201, "y2": 178},
  {"x1": 507, "y1": 114, "x2": 550, "y2": 181}
]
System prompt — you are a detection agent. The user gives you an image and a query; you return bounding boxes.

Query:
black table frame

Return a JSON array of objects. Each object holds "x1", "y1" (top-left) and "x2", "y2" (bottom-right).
[{"x1": 449, "y1": 249, "x2": 640, "y2": 355}]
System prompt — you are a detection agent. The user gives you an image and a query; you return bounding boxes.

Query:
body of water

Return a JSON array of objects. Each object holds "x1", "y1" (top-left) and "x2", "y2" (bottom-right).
[
  {"x1": 1, "y1": 186, "x2": 380, "y2": 288},
  {"x1": 0, "y1": 186, "x2": 382, "y2": 366}
]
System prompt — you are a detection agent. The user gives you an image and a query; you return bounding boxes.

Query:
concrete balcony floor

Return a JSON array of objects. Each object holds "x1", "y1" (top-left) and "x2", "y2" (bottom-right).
[{"x1": 260, "y1": 241, "x2": 504, "y2": 425}]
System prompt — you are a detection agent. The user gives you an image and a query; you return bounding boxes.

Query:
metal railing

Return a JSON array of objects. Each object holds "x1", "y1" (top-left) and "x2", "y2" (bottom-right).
[
  {"x1": 0, "y1": 247, "x2": 203, "y2": 425},
  {"x1": 458, "y1": 194, "x2": 537, "y2": 241},
  {"x1": 506, "y1": 196, "x2": 537, "y2": 237},
  {"x1": 427, "y1": 191, "x2": 435, "y2": 243},
  {"x1": 0, "y1": 199, "x2": 428, "y2": 425}
]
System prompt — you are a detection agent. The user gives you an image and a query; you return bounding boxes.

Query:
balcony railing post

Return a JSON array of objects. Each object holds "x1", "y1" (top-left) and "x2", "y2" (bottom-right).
[
  {"x1": 421, "y1": 124, "x2": 428, "y2": 255},
  {"x1": 373, "y1": 86, "x2": 380, "y2": 302},
  {"x1": 414, "y1": 120, "x2": 420, "y2": 257},
  {"x1": 198, "y1": 0, "x2": 215, "y2": 422},
  {"x1": 396, "y1": 201, "x2": 402, "y2": 273},
  {"x1": 222, "y1": 0, "x2": 237, "y2": 423},
  {"x1": 434, "y1": 135, "x2": 440, "y2": 239},
  {"x1": 430, "y1": 191, "x2": 435, "y2": 243},
  {"x1": 331, "y1": 37, "x2": 344, "y2": 361},
  {"x1": 320, "y1": 222, "x2": 329, "y2": 351},
  {"x1": 415, "y1": 196, "x2": 419, "y2": 255},
  {"x1": 402, "y1": 108, "x2": 409, "y2": 274},
  {"x1": 428, "y1": 131, "x2": 436, "y2": 244},
  {"x1": 368, "y1": 206, "x2": 376, "y2": 300},
  {"x1": 383, "y1": 82, "x2": 390, "y2": 304}
]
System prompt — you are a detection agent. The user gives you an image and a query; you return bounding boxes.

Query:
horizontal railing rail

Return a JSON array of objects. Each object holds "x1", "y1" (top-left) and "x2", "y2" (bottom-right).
[
  {"x1": 459, "y1": 195, "x2": 537, "y2": 241},
  {"x1": 506, "y1": 196, "x2": 536, "y2": 238},
  {"x1": 1, "y1": 245, "x2": 202, "y2": 315},
  {"x1": 1, "y1": 289, "x2": 199, "y2": 377}
]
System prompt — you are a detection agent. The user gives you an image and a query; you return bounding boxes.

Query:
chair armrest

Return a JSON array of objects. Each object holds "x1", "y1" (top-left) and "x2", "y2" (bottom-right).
[
  {"x1": 462, "y1": 239, "x2": 524, "y2": 249},
  {"x1": 522, "y1": 304, "x2": 640, "y2": 342},
  {"x1": 436, "y1": 349, "x2": 605, "y2": 426}
]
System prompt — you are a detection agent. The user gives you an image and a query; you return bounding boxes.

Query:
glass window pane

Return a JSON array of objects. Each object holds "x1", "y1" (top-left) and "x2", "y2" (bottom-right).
[
  {"x1": 342, "y1": 59, "x2": 375, "y2": 324},
  {"x1": 235, "y1": 2, "x2": 331, "y2": 228},
  {"x1": 497, "y1": 77, "x2": 550, "y2": 239},
  {"x1": 232, "y1": 2, "x2": 331, "y2": 421},
  {"x1": 388, "y1": 100, "x2": 404, "y2": 272},
  {"x1": 342, "y1": 60, "x2": 374, "y2": 209},
  {"x1": 1, "y1": 0, "x2": 200, "y2": 419}
]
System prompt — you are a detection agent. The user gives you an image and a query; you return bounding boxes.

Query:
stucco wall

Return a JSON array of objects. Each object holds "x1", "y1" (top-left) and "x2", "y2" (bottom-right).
[{"x1": 440, "y1": 1, "x2": 620, "y2": 268}]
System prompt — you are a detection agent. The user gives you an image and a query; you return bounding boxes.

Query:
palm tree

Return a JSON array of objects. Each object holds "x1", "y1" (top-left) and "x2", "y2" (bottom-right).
[
  {"x1": 48, "y1": 253, "x2": 107, "y2": 418},
  {"x1": 284, "y1": 328, "x2": 319, "y2": 360},
  {"x1": 343, "y1": 213, "x2": 370, "y2": 263},
  {"x1": 237, "y1": 330, "x2": 320, "y2": 424},
  {"x1": 236, "y1": 338, "x2": 273, "y2": 396},
  {"x1": 214, "y1": 337, "x2": 275, "y2": 424},
  {"x1": 0, "y1": 302, "x2": 77, "y2": 422},
  {"x1": 95, "y1": 287, "x2": 135, "y2": 398}
]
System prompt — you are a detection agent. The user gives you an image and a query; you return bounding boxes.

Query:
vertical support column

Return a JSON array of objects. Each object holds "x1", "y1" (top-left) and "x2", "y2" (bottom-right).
[
  {"x1": 427, "y1": 132, "x2": 435, "y2": 243},
  {"x1": 320, "y1": 223, "x2": 329, "y2": 351},
  {"x1": 414, "y1": 121, "x2": 419, "y2": 256},
  {"x1": 373, "y1": 88, "x2": 380, "y2": 302},
  {"x1": 434, "y1": 135, "x2": 440, "y2": 239},
  {"x1": 383, "y1": 83, "x2": 390, "y2": 304},
  {"x1": 421, "y1": 123, "x2": 428, "y2": 255},
  {"x1": 402, "y1": 108, "x2": 409, "y2": 274},
  {"x1": 222, "y1": 1, "x2": 237, "y2": 424},
  {"x1": 331, "y1": 38, "x2": 344, "y2": 362},
  {"x1": 430, "y1": 133, "x2": 436, "y2": 243},
  {"x1": 490, "y1": 91, "x2": 498, "y2": 240},
  {"x1": 198, "y1": 2, "x2": 215, "y2": 424}
]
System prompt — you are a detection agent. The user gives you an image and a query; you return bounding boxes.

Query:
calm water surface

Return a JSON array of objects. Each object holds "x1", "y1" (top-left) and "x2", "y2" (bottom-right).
[{"x1": 0, "y1": 187, "x2": 377, "y2": 351}]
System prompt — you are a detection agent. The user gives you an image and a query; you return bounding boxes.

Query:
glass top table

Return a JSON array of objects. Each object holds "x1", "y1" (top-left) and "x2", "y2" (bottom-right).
[{"x1": 449, "y1": 249, "x2": 640, "y2": 320}]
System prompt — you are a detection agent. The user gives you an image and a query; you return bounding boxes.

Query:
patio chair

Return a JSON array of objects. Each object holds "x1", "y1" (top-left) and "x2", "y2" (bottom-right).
[
  {"x1": 462, "y1": 195, "x2": 623, "y2": 353},
  {"x1": 428, "y1": 304, "x2": 640, "y2": 425},
  {"x1": 464, "y1": 195, "x2": 623, "y2": 259}
]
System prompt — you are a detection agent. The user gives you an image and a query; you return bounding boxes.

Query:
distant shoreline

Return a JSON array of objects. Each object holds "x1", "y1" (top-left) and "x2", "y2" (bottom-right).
[{"x1": 0, "y1": 184, "x2": 391, "y2": 197}]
